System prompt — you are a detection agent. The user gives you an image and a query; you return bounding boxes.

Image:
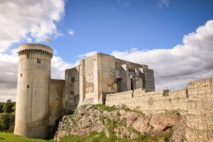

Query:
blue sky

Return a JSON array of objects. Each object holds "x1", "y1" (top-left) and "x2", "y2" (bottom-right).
[
  {"x1": 47, "y1": 0, "x2": 213, "y2": 62},
  {"x1": 0, "y1": 0, "x2": 213, "y2": 101}
]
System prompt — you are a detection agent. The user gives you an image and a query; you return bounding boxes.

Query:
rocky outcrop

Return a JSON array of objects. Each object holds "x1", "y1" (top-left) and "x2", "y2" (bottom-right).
[
  {"x1": 170, "y1": 116, "x2": 186, "y2": 142},
  {"x1": 54, "y1": 105, "x2": 185, "y2": 141}
]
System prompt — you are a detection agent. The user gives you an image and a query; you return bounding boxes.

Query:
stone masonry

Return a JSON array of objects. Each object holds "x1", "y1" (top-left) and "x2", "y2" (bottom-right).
[
  {"x1": 63, "y1": 52, "x2": 155, "y2": 114},
  {"x1": 106, "y1": 77, "x2": 213, "y2": 142},
  {"x1": 14, "y1": 44, "x2": 154, "y2": 138},
  {"x1": 14, "y1": 43, "x2": 213, "y2": 141}
]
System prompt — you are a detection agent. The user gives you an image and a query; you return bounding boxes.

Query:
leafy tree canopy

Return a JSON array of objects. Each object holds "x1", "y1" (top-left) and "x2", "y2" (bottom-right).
[{"x1": 3, "y1": 100, "x2": 15, "y2": 113}]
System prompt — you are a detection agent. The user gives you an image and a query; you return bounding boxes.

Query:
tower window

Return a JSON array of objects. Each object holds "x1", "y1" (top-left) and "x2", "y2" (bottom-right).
[
  {"x1": 27, "y1": 85, "x2": 29, "y2": 88},
  {"x1": 20, "y1": 73, "x2": 22, "y2": 77},
  {"x1": 27, "y1": 54, "x2": 29, "y2": 58},
  {"x1": 37, "y1": 59, "x2": 41, "y2": 64},
  {"x1": 71, "y1": 77, "x2": 75, "y2": 83},
  {"x1": 130, "y1": 79, "x2": 133, "y2": 90},
  {"x1": 71, "y1": 91, "x2": 74, "y2": 95}
]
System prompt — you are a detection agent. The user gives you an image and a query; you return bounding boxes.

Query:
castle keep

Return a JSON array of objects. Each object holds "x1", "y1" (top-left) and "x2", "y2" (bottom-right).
[
  {"x1": 64, "y1": 52, "x2": 155, "y2": 113},
  {"x1": 15, "y1": 43, "x2": 213, "y2": 142}
]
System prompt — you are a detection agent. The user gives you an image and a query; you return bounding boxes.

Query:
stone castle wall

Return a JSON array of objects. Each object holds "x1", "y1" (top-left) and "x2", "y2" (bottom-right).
[
  {"x1": 15, "y1": 44, "x2": 213, "y2": 141},
  {"x1": 106, "y1": 77, "x2": 213, "y2": 142},
  {"x1": 106, "y1": 88, "x2": 188, "y2": 115},
  {"x1": 71, "y1": 53, "x2": 155, "y2": 106},
  {"x1": 49, "y1": 79, "x2": 65, "y2": 127},
  {"x1": 186, "y1": 78, "x2": 213, "y2": 142},
  {"x1": 63, "y1": 66, "x2": 80, "y2": 114}
]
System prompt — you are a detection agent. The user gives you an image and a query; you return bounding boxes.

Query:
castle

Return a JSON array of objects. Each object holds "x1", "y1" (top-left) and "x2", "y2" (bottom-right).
[
  {"x1": 14, "y1": 44, "x2": 213, "y2": 142},
  {"x1": 14, "y1": 43, "x2": 155, "y2": 138}
]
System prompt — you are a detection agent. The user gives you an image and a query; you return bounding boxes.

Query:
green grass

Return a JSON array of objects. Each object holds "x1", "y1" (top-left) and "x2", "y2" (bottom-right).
[
  {"x1": 0, "y1": 133, "x2": 54, "y2": 142},
  {"x1": 91, "y1": 104, "x2": 117, "y2": 112},
  {"x1": 59, "y1": 131, "x2": 130, "y2": 142},
  {"x1": 59, "y1": 131, "x2": 172, "y2": 142},
  {"x1": 69, "y1": 114, "x2": 76, "y2": 125},
  {"x1": 0, "y1": 129, "x2": 172, "y2": 142}
]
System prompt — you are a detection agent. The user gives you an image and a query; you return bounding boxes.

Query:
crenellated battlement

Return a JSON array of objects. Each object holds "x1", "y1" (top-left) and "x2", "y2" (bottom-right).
[{"x1": 18, "y1": 49, "x2": 52, "y2": 57}]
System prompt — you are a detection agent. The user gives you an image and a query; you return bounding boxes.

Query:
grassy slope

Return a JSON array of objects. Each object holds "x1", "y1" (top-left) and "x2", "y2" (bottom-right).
[
  {"x1": 0, "y1": 105, "x2": 173, "y2": 142},
  {"x1": 0, "y1": 131, "x2": 171, "y2": 142},
  {"x1": 59, "y1": 105, "x2": 172, "y2": 142},
  {"x1": 0, "y1": 133, "x2": 54, "y2": 142},
  {"x1": 59, "y1": 131, "x2": 171, "y2": 142}
]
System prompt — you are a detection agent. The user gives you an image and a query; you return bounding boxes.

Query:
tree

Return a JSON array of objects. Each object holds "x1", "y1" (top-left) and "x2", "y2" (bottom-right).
[
  {"x1": 0, "y1": 113, "x2": 10, "y2": 130},
  {"x1": 2, "y1": 100, "x2": 14, "y2": 113},
  {"x1": 0, "y1": 119, "x2": 6, "y2": 131},
  {"x1": 0, "y1": 103, "x2": 3, "y2": 113},
  {"x1": 9, "y1": 112, "x2": 15, "y2": 131}
]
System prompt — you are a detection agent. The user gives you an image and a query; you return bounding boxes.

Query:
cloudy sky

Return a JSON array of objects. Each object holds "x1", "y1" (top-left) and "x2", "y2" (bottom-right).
[{"x1": 0, "y1": 0, "x2": 213, "y2": 102}]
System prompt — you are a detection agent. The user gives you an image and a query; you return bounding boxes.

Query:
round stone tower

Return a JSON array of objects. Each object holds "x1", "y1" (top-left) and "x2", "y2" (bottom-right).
[{"x1": 14, "y1": 43, "x2": 53, "y2": 138}]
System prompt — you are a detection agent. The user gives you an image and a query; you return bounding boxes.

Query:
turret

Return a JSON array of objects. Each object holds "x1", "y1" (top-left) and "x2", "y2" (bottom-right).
[{"x1": 14, "y1": 43, "x2": 53, "y2": 138}]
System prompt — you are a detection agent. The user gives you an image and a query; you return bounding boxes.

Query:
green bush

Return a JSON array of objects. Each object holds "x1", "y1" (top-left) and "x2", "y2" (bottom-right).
[
  {"x1": 2, "y1": 100, "x2": 15, "y2": 113},
  {"x1": 0, "y1": 103, "x2": 3, "y2": 113},
  {"x1": 0, "y1": 113, "x2": 10, "y2": 130},
  {"x1": 0, "y1": 119, "x2": 6, "y2": 131},
  {"x1": 92, "y1": 104, "x2": 117, "y2": 112},
  {"x1": 9, "y1": 112, "x2": 15, "y2": 132},
  {"x1": 0, "y1": 110, "x2": 15, "y2": 132}
]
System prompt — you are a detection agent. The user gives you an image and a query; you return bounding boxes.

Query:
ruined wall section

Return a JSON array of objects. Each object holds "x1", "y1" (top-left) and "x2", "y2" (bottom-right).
[
  {"x1": 140, "y1": 68, "x2": 155, "y2": 91},
  {"x1": 49, "y1": 79, "x2": 65, "y2": 127},
  {"x1": 116, "y1": 59, "x2": 155, "y2": 91},
  {"x1": 186, "y1": 78, "x2": 213, "y2": 142},
  {"x1": 63, "y1": 66, "x2": 79, "y2": 113},
  {"x1": 116, "y1": 59, "x2": 145, "y2": 91},
  {"x1": 77, "y1": 53, "x2": 155, "y2": 106},
  {"x1": 106, "y1": 88, "x2": 188, "y2": 115},
  {"x1": 97, "y1": 54, "x2": 117, "y2": 103},
  {"x1": 83, "y1": 56, "x2": 95, "y2": 104},
  {"x1": 99, "y1": 54, "x2": 117, "y2": 93}
]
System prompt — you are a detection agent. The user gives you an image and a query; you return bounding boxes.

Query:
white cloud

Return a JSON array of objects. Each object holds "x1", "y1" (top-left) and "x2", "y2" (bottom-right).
[
  {"x1": 0, "y1": 50, "x2": 73, "y2": 102},
  {"x1": 68, "y1": 29, "x2": 74, "y2": 36},
  {"x1": 112, "y1": 20, "x2": 213, "y2": 90},
  {"x1": 77, "y1": 51, "x2": 98, "y2": 58},
  {"x1": 0, "y1": 0, "x2": 66, "y2": 101},
  {"x1": 0, "y1": 53, "x2": 18, "y2": 102},
  {"x1": 0, "y1": 0, "x2": 65, "y2": 53},
  {"x1": 51, "y1": 56, "x2": 73, "y2": 79},
  {"x1": 159, "y1": 0, "x2": 169, "y2": 8}
]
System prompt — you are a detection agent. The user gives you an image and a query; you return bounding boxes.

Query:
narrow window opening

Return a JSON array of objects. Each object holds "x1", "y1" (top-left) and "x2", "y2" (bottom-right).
[
  {"x1": 71, "y1": 77, "x2": 75, "y2": 83},
  {"x1": 37, "y1": 58, "x2": 41, "y2": 64},
  {"x1": 130, "y1": 79, "x2": 134, "y2": 90},
  {"x1": 27, "y1": 85, "x2": 29, "y2": 88},
  {"x1": 27, "y1": 54, "x2": 29, "y2": 58},
  {"x1": 71, "y1": 91, "x2": 74, "y2": 95},
  {"x1": 20, "y1": 73, "x2": 22, "y2": 77}
]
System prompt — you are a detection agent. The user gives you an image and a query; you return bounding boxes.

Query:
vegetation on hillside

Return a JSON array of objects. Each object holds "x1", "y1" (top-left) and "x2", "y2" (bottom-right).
[
  {"x1": 59, "y1": 131, "x2": 172, "y2": 142},
  {"x1": 55, "y1": 104, "x2": 177, "y2": 142},
  {"x1": 0, "y1": 100, "x2": 16, "y2": 132},
  {"x1": 0, "y1": 104, "x2": 180, "y2": 142}
]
